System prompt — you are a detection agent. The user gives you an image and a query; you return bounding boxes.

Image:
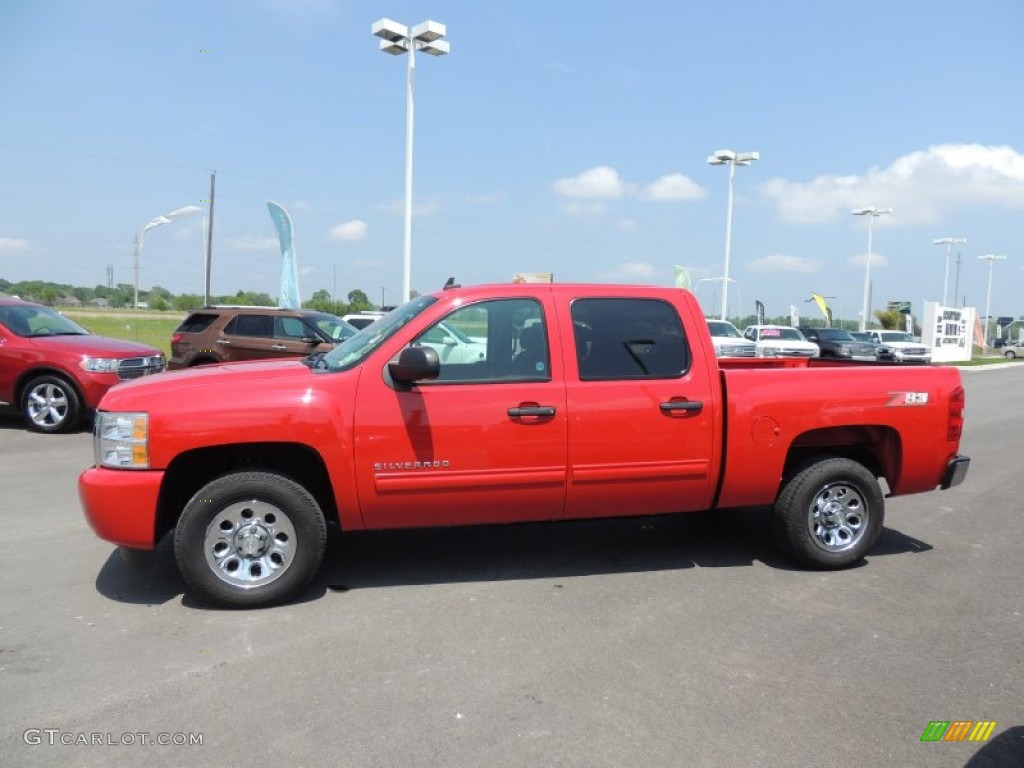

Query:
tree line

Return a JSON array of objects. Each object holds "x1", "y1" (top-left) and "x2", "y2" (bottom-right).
[{"x1": 0, "y1": 278, "x2": 378, "y2": 316}]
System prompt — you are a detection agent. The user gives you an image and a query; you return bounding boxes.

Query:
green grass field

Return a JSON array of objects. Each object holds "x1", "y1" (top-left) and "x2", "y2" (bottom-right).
[{"x1": 64, "y1": 311, "x2": 184, "y2": 357}]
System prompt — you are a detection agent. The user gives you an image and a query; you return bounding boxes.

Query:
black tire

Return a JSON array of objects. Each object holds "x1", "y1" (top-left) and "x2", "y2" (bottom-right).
[
  {"x1": 21, "y1": 374, "x2": 82, "y2": 433},
  {"x1": 773, "y1": 457, "x2": 884, "y2": 569},
  {"x1": 174, "y1": 471, "x2": 327, "y2": 608}
]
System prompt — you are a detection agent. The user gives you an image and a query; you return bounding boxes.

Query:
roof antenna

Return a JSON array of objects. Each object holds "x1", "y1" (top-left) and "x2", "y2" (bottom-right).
[{"x1": 443, "y1": 277, "x2": 460, "y2": 290}]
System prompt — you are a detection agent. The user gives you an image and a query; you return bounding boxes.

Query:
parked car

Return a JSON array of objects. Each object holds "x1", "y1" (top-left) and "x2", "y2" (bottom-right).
[
  {"x1": 169, "y1": 306, "x2": 358, "y2": 369},
  {"x1": 414, "y1": 321, "x2": 487, "y2": 364},
  {"x1": 868, "y1": 331, "x2": 931, "y2": 363},
  {"x1": 342, "y1": 312, "x2": 385, "y2": 330},
  {"x1": 706, "y1": 319, "x2": 757, "y2": 358},
  {"x1": 798, "y1": 327, "x2": 877, "y2": 361},
  {"x1": 0, "y1": 297, "x2": 165, "y2": 432},
  {"x1": 741, "y1": 325, "x2": 819, "y2": 358},
  {"x1": 1003, "y1": 341, "x2": 1024, "y2": 359},
  {"x1": 849, "y1": 331, "x2": 897, "y2": 362}
]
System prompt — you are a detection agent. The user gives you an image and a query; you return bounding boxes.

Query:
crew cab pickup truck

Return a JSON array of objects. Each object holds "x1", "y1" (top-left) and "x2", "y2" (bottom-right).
[{"x1": 80, "y1": 283, "x2": 970, "y2": 607}]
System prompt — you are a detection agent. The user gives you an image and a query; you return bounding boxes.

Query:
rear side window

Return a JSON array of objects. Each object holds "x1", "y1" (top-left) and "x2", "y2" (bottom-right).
[
  {"x1": 176, "y1": 313, "x2": 218, "y2": 333},
  {"x1": 571, "y1": 298, "x2": 688, "y2": 380},
  {"x1": 224, "y1": 314, "x2": 273, "y2": 337}
]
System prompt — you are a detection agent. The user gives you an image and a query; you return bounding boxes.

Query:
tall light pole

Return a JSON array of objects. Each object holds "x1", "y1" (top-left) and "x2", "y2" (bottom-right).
[
  {"x1": 852, "y1": 207, "x2": 892, "y2": 331},
  {"x1": 978, "y1": 254, "x2": 1006, "y2": 347},
  {"x1": 933, "y1": 236, "x2": 967, "y2": 307},
  {"x1": 372, "y1": 18, "x2": 450, "y2": 304},
  {"x1": 707, "y1": 149, "x2": 759, "y2": 321}
]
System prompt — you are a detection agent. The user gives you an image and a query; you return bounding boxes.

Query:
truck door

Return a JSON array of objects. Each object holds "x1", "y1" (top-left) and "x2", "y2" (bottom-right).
[
  {"x1": 561, "y1": 295, "x2": 718, "y2": 518},
  {"x1": 354, "y1": 297, "x2": 568, "y2": 528}
]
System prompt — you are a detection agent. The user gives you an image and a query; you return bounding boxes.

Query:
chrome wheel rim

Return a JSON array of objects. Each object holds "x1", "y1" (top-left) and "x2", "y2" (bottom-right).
[
  {"x1": 27, "y1": 382, "x2": 69, "y2": 428},
  {"x1": 203, "y1": 499, "x2": 297, "y2": 589},
  {"x1": 807, "y1": 482, "x2": 868, "y2": 553}
]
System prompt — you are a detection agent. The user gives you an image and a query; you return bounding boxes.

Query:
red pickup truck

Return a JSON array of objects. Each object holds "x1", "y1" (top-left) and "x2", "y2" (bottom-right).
[{"x1": 79, "y1": 283, "x2": 969, "y2": 607}]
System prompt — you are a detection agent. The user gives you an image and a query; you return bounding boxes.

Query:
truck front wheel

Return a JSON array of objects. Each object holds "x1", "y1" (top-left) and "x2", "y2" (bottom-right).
[
  {"x1": 174, "y1": 471, "x2": 327, "y2": 607},
  {"x1": 773, "y1": 457, "x2": 884, "y2": 569}
]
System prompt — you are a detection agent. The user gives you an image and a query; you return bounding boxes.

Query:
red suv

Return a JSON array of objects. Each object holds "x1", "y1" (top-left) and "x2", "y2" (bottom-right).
[{"x1": 0, "y1": 298, "x2": 165, "y2": 432}]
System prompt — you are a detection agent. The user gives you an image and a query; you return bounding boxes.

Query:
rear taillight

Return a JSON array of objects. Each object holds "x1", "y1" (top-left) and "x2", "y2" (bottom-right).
[
  {"x1": 171, "y1": 333, "x2": 183, "y2": 345},
  {"x1": 947, "y1": 385, "x2": 965, "y2": 441}
]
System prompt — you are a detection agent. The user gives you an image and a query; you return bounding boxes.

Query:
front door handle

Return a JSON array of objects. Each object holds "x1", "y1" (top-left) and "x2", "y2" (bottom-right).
[
  {"x1": 508, "y1": 405, "x2": 556, "y2": 419},
  {"x1": 659, "y1": 400, "x2": 704, "y2": 413},
  {"x1": 271, "y1": 344, "x2": 288, "y2": 350}
]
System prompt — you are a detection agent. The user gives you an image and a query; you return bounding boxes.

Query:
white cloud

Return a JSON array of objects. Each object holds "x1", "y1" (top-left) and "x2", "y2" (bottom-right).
[
  {"x1": 615, "y1": 218, "x2": 636, "y2": 231},
  {"x1": 747, "y1": 254, "x2": 820, "y2": 273},
  {"x1": 760, "y1": 144, "x2": 1024, "y2": 225},
  {"x1": 561, "y1": 201, "x2": 608, "y2": 219},
  {"x1": 352, "y1": 259, "x2": 387, "y2": 268},
  {"x1": 464, "y1": 192, "x2": 505, "y2": 205},
  {"x1": 0, "y1": 237, "x2": 29, "y2": 254},
  {"x1": 299, "y1": 266, "x2": 316, "y2": 276},
  {"x1": 291, "y1": 200, "x2": 313, "y2": 211},
  {"x1": 553, "y1": 166, "x2": 629, "y2": 199},
  {"x1": 640, "y1": 173, "x2": 707, "y2": 202},
  {"x1": 598, "y1": 261, "x2": 658, "y2": 281},
  {"x1": 848, "y1": 253, "x2": 889, "y2": 268},
  {"x1": 328, "y1": 220, "x2": 368, "y2": 242},
  {"x1": 225, "y1": 235, "x2": 278, "y2": 251}
]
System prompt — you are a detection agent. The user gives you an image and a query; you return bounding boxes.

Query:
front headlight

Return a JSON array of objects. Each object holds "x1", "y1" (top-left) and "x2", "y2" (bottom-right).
[
  {"x1": 837, "y1": 344, "x2": 851, "y2": 355},
  {"x1": 80, "y1": 357, "x2": 121, "y2": 373},
  {"x1": 94, "y1": 412, "x2": 149, "y2": 469}
]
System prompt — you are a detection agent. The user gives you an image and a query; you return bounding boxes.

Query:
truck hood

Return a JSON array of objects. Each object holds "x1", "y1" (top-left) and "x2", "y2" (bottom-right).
[
  {"x1": 99, "y1": 358, "x2": 322, "y2": 410},
  {"x1": 25, "y1": 334, "x2": 162, "y2": 358}
]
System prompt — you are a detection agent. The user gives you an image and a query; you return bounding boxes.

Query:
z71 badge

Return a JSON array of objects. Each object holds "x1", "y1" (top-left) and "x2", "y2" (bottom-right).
[{"x1": 887, "y1": 392, "x2": 929, "y2": 406}]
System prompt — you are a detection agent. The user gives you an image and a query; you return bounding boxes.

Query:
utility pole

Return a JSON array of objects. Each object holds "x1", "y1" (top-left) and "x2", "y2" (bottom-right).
[
  {"x1": 204, "y1": 170, "x2": 216, "y2": 306},
  {"x1": 953, "y1": 251, "x2": 963, "y2": 307}
]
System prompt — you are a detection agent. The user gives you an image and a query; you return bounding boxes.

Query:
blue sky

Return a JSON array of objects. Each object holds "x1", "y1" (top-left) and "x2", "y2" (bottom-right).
[{"x1": 1, "y1": 0, "x2": 1022, "y2": 322}]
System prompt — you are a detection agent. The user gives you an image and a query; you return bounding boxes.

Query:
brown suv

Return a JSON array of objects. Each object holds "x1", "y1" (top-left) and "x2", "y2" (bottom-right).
[{"x1": 169, "y1": 306, "x2": 358, "y2": 369}]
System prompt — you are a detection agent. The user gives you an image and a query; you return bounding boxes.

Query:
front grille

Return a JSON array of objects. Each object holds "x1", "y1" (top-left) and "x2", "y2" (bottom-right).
[
  {"x1": 117, "y1": 356, "x2": 166, "y2": 381},
  {"x1": 778, "y1": 347, "x2": 816, "y2": 357},
  {"x1": 719, "y1": 345, "x2": 757, "y2": 358},
  {"x1": 903, "y1": 347, "x2": 927, "y2": 356}
]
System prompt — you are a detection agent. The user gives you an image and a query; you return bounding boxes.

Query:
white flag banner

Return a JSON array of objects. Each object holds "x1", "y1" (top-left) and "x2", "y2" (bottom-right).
[{"x1": 141, "y1": 205, "x2": 203, "y2": 237}]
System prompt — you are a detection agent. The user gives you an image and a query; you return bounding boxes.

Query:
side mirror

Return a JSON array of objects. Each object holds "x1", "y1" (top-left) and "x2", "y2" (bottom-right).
[
  {"x1": 389, "y1": 346, "x2": 440, "y2": 383},
  {"x1": 301, "y1": 336, "x2": 322, "y2": 345}
]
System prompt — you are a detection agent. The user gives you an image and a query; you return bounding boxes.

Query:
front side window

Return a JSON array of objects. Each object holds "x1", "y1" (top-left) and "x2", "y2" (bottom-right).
[
  {"x1": 410, "y1": 298, "x2": 548, "y2": 383},
  {"x1": 572, "y1": 298, "x2": 688, "y2": 380},
  {"x1": 324, "y1": 296, "x2": 437, "y2": 372}
]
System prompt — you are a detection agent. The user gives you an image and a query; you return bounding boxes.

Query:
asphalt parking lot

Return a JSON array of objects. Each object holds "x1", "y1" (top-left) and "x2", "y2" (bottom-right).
[{"x1": 2, "y1": 365, "x2": 1022, "y2": 768}]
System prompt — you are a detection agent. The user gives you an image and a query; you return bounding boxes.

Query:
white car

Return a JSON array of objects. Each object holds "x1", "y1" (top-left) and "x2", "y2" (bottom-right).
[
  {"x1": 706, "y1": 319, "x2": 757, "y2": 357},
  {"x1": 342, "y1": 312, "x2": 385, "y2": 330},
  {"x1": 868, "y1": 331, "x2": 931, "y2": 363},
  {"x1": 414, "y1": 322, "x2": 487, "y2": 364},
  {"x1": 742, "y1": 325, "x2": 819, "y2": 358}
]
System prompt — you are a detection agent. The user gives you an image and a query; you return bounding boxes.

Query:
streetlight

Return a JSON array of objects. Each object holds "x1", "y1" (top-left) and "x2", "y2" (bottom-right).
[
  {"x1": 933, "y1": 237, "x2": 967, "y2": 307},
  {"x1": 707, "y1": 149, "x2": 759, "y2": 321},
  {"x1": 978, "y1": 254, "x2": 1006, "y2": 347},
  {"x1": 372, "y1": 17, "x2": 450, "y2": 304},
  {"x1": 133, "y1": 205, "x2": 202, "y2": 309},
  {"x1": 852, "y1": 206, "x2": 893, "y2": 331}
]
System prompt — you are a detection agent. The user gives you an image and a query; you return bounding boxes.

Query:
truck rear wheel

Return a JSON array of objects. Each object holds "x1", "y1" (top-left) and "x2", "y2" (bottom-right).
[
  {"x1": 773, "y1": 457, "x2": 884, "y2": 569},
  {"x1": 174, "y1": 471, "x2": 326, "y2": 607}
]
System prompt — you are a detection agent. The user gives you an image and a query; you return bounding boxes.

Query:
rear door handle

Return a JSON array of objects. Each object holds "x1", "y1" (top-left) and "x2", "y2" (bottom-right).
[
  {"x1": 659, "y1": 400, "x2": 704, "y2": 413},
  {"x1": 271, "y1": 344, "x2": 287, "y2": 350},
  {"x1": 216, "y1": 339, "x2": 231, "y2": 345},
  {"x1": 508, "y1": 405, "x2": 556, "y2": 419}
]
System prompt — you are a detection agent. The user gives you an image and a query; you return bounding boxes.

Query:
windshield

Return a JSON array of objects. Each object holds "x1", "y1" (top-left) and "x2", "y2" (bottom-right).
[
  {"x1": 323, "y1": 296, "x2": 437, "y2": 372},
  {"x1": 849, "y1": 332, "x2": 874, "y2": 342},
  {"x1": 817, "y1": 329, "x2": 854, "y2": 341},
  {"x1": 306, "y1": 312, "x2": 358, "y2": 341},
  {"x1": 0, "y1": 305, "x2": 90, "y2": 337},
  {"x1": 880, "y1": 332, "x2": 915, "y2": 342},
  {"x1": 707, "y1": 321, "x2": 742, "y2": 338},
  {"x1": 760, "y1": 327, "x2": 805, "y2": 341}
]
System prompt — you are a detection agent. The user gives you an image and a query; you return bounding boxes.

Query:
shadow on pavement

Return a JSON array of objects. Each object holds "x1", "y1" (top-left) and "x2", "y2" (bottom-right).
[
  {"x1": 964, "y1": 726, "x2": 1024, "y2": 768},
  {"x1": 93, "y1": 508, "x2": 936, "y2": 607}
]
